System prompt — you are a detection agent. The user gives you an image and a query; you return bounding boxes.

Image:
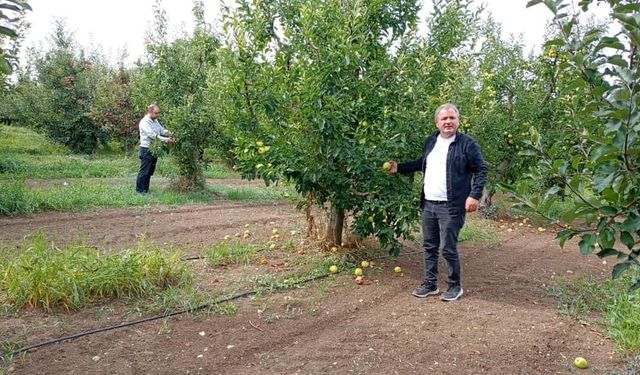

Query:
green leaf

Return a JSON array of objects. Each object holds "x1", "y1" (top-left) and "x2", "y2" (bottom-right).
[
  {"x1": 0, "y1": 25, "x2": 17, "y2": 38},
  {"x1": 621, "y1": 215, "x2": 640, "y2": 233},
  {"x1": 601, "y1": 187, "x2": 619, "y2": 203},
  {"x1": 543, "y1": 38, "x2": 565, "y2": 47},
  {"x1": 0, "y1": 58, "x2": 10, "y2": 74},
  {"x1": 594, "y1": 37, "x2": 625, "y2": 53},
  {"x1": 0, "y1": 3, "x2": 21, "y2": 12},
  {"x1": 612, "y1": 261, "x2": 632, "y2": 279},
  {"x1": 607, "y1": 55, "x2": 628, "y2": 68},
  {"x1": 620, "y1": 231, "x2": 635, "y2": 250},
  {"x1": 557, "y1": 229, "x2": 576, "y2": 248},
  {"x1": 613, "y1": 4, "x2": 640, "y2": 13},
  {"x1": 543, "y1": 0, "x2": 558, "y2": 14},
  {"x1": 598, "y1": 227, "x2": 616, "y2": 249},
  {"x1": 578, "y1": 234, "x2": 597, "y2": 255},
  {"x1": 599, "y1": 205, "x2": 618, "y2": 216},
  {"x1": 593, "y1": 172, "x2": 617, "y2": 193},
  {"x1": 596, "y1": 248, "x2": 622, "y2": 258}
]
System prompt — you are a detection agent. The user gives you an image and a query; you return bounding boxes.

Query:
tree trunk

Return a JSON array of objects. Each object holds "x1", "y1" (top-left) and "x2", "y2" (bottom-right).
[
  {"x1": 326, "y1": 205, "x2": 345, "y2": 246},
  {"x1": 478, "y1": 189, "x2": 494, "y2": 218},
  {"x1": 305, "y1": 192, "x2": 315, "y2": 238},
  {"x1": 478, "y1": 158, "x2": 510, "y2": 218}
]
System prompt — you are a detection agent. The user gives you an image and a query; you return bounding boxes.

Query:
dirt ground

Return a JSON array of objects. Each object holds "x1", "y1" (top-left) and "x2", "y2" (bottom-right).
[{"x1": 0, "y1": 184, "x2": 632, "y2": 374}]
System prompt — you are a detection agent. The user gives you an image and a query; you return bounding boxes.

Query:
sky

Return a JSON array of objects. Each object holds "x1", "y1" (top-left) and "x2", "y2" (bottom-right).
[{"x1": 20, "y1": 0, "x2": 608, "y2": 66}]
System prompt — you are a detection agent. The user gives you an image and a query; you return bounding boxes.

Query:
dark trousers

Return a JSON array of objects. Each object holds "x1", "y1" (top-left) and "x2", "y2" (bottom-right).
[
  {"x1": 136, "y1": 147, "x2": 157, "y2": 193},
  {"x1": 422, "y1": 201, "x2": 466, "y2": 288}
]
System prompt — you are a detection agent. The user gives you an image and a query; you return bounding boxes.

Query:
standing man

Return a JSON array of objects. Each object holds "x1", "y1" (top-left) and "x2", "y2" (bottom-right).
[
  {"x1": 386, "y1": 103, "x2": 487, "y2": 301},
  {"x1": 136, "y1": 104, "x2": 174, "y2": 194}
]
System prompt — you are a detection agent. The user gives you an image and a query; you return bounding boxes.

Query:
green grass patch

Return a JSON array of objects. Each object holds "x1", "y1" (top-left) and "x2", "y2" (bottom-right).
[
  {"x1": 0, "y1": 153, "x2": 237, "y2": 180},
  {"x1": 0, "y1": 179, "x2": 212, "y2": 215},
  {"x1": 0, "y1": 125, "x2": 68, "y2": 156},
  {"x1": 205, "y1": 242, "x2": 259, "y2": 267},
  {"x1": 147, "y1": 285, "x2": 235, "y2": 316},
  {"x1": 0, "y1": 233, "x2": 191, "y2": 312},
  {"x1": 548, "y1": 274, "x2": 640, "y2": 352},
  {"x1": 209, "y1": 184, "x2": 295, "y2": 201},
  {"x1": 0, "y1": 179, "x2": 38, "y2": 216},
  {"x1": 458, "y1": 218, "x2": 500, "y2": 246},
  {"x1": 0, "y1": 178, "x2": 296, "y2": 216},
  {"x1": 0, "y1": 154, "x2": 140, "y2": 179},
  {"x1": 203, "y1": 163, "x2": 238, "y2": 179},
  {"x1": 0, "y1": 125, "x2": 239, "y2": 180},
  {"x1": 252, "y1": 253, "x2": 343, "y2": 294}
]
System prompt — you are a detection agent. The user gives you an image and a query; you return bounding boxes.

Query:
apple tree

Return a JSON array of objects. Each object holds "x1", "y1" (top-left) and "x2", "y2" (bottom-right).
[
  {"x1": 133, "y1": 0, "x2": 219, "y2": 190},
  {"x1": 212, "y1": 0, "x2": 479, "y2": 253},
  {"x1": 90, "y1": 64, "x2": 139, "y2": 154},
  {"x1": 26, "y1": 20, "x2": 110, "y2": 153},
  {"x1": 506, "y1": 0, "x2": 640, "y2": 289}
]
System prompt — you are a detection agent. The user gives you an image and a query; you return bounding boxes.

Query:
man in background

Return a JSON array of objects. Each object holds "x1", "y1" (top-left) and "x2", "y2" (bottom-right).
[{"x1": 136, "y1": 104, "x2": 174, "y2": 194}]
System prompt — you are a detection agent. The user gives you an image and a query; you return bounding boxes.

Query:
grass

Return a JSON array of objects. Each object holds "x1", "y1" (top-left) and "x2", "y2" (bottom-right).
[
  {"x1": 0, "y1": 233, "x2": 192, "y2": 312},
  {"x1": 0, "y1": 178, "x2": 293, "y2": 216},
  {"x1": 0, "y1": 125, "x2": 67, "y2": 156},
  {"x1": 252, "y1": 252, "x2": 343, "y2": 294},
  {"x1": 548, "y1": 274, "x2": 640, "y2": 352},
  {"x1": 146, "y1": 284, "x2": 238, "y2": 317},
  {"x1": 459, "y1": 217, "x2": 501, "y2": 246},
  {"x1": 0, "y1": 153, "x2": 237, "y2": 180},
  {"x1": 0, "y1": 124, "x2": 291, "y2": 215},
  {"x1": 0, "y1": 124, "x2": 238, "y2": 179},
  {"x1": 210, "y1": 184, "x2": 295, "y2": 201},
  {"x1": 410, "y1": 216, "x2": 500, "y2": 248},
  {"x1": 205, "y1": 242, "x2": 260, "y2": 267}
]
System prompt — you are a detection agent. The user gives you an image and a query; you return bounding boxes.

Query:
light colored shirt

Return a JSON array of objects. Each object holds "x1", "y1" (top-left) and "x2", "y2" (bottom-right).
[
  {"x1": 424, "y1": 134, "x2": 455, "y2": 201},
  {"x1": 139, "y1": 115, "x2": 171, "y2": 148}
]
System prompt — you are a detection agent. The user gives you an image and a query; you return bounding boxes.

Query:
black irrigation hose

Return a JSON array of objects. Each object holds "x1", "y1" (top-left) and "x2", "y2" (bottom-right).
[
  {"x1": 5, "y1": 290, "x2": 252, "y2": 359},
  {"x1": 4, "y1": 273, "x2": 331, "y2": 360},
  {"x1": 4, "y1": 246, "x2": 423, "y2": 361}
]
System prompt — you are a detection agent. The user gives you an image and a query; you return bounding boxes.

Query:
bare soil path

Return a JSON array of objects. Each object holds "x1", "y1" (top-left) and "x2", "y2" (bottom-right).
[{"x1": 0, "y1": 194, "x2": 629, "y2": 374}]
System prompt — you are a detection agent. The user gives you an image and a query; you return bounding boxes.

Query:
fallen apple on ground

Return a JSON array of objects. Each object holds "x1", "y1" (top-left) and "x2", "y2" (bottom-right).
[{"x1": 574, "y1": 357, "x2": 588, "y2": 369}]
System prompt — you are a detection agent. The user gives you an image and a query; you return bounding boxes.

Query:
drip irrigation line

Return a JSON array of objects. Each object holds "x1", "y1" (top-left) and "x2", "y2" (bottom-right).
[
  {"x1": 4, "y1": 246, "x2": 422, "y2": 360},
  {"x1": 4, "y1": 273, "x2": 330, "y2": 360},
  {"x1": 181, "y1": 255, "x2": 205, "y2": 261}
]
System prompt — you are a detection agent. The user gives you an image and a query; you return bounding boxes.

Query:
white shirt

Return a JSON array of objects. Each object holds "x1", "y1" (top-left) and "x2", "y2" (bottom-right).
[
  {"x1": 424, "y1": 134, "x2": 455, "y2": 201},
  {"x1": 139, "y1": 115, "x2": 171, "y2": 148}
]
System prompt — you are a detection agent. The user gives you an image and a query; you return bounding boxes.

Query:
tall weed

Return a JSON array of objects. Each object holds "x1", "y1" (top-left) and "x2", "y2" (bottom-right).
[
  {"x1": 0, "y1": 233, "x2": 190, "y2": 311},
  {"x1": 0, "y1": 179, "x2": 37, "y2": 216}
]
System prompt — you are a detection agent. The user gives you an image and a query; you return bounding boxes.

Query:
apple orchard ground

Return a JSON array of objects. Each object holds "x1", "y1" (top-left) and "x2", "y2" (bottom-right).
[{"x1": 0, "y1": 179, "x2": 629, "y2": 374}]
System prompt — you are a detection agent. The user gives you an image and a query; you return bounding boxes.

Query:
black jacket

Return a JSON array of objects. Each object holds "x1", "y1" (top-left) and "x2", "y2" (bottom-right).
[{"x1": 398, "y1": 131, "x2": 488, "y2": 214}]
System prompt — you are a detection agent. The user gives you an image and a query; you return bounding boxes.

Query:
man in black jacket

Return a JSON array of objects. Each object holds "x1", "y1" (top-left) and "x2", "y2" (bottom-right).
[{"x1": 386, "y1": 103, "x2": 487, "y2": 301}]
